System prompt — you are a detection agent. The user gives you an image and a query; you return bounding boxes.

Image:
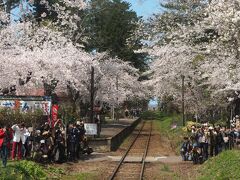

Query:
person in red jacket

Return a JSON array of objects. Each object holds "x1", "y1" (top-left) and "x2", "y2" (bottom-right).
[{"x1": 0, "y1": 124, "x2": 13, "y2": 167}]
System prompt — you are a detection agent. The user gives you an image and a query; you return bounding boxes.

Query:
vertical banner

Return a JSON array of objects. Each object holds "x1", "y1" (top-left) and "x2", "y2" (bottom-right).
[
  {"x1": 14, "y1": 100, "x2": 20, "y2": 110},
  {"x1": 51, "y1": 104, "x2": 59, "y2": 128}
]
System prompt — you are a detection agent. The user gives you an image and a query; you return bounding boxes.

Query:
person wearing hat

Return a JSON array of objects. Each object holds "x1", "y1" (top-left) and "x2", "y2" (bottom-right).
[{"x1": 38, "y1": 138, "x2": 49, "y2": 163}]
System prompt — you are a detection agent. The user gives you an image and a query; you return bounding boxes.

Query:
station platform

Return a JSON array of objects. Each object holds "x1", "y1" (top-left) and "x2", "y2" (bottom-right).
[{"x1": 88, "y1": 118, "x2": 141, "y2": 152}]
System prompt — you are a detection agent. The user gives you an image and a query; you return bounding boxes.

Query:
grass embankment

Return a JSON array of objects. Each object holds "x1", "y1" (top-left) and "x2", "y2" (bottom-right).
[
  {"x1": 141, "y1": 111, "x2": 189, "y2": 154},
  {"x1": 197, "y1": 150, "x2": 240, "y2": 180},
  {"x1": 0, "y1": 160, "x2": 69, "y2": 180},
  {"x1": 0, "y1": 160, "x2": 96, "y2": 180}
]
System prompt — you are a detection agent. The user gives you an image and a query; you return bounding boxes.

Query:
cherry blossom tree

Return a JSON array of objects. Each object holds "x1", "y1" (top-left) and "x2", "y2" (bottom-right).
[
  {"x1": 0, "y1": 1, "x2": 149, "y2": 110},
  {"x1": 145, "y1": 0, "x2": 239, "y2": 118}
]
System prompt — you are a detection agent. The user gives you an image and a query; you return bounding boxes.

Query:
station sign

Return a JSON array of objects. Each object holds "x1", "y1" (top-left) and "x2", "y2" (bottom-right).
[{"x1": 84, "y1": 123, "x2": 98, "y2": 135}]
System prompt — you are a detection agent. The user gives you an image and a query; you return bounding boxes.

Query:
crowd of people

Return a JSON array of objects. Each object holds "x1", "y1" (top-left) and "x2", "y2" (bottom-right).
[
  {"x1": 181, "y1": 120, "x2": 240, "y2": 164},
  {"x1": 0, "y1": 120, "x2": 93, "y2": 168}
]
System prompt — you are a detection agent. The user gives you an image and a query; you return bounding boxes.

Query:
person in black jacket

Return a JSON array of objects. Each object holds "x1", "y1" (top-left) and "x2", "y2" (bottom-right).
[
  {"x1": 228, "y1": 128, "x2": 235, "y2": 150},
  {"x1": 66, "y1": 123, "x2": 73, "y2": 160},
  {"x1": 78, "y1": 121, "x2": 93, "y2": 155},
  {"x1": 75, "y1": 121, "x2": 82, "y2": 159},
  {"x1": 215, "y1": 128, "x2": 224, "y2": 155},
  {"x1": 180, "y1": 137, "x2": 191, "y2": 161},
  {"x1": 67, "y1": 124, "x2": 79, "y2": 162},
  {"x1": 209, "y1": 127, "x2": 216, "y2": 157},
  {"x1": 54, "y1": 129, "x2": 65, "y2": 163}
]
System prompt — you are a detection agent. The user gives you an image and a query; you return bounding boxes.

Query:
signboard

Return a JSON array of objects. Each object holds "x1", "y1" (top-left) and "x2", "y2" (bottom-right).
[
  {"x1": 0, "y1": 96, "x2": 51, "y2": 115},
  {"x1": 84, "y1": 123, "x2": 97, "y2": 135}
]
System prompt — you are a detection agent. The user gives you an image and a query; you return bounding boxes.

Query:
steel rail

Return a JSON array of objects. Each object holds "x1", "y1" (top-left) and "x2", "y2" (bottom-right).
[
  {"x1": 140, "y1": 121, "x2": 153, "y2": 180},
  {"x1": 109, "y1": 121, "x2": 146, "y2": 180}
]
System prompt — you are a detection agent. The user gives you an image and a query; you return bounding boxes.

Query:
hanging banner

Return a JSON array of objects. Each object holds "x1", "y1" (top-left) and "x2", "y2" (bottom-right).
[
  {"x1": 0, "y1": 96, "x2": 51, "y2": 115},
  {"x1": 51, "y1": 105, "x2": 59, "y2": 128}
]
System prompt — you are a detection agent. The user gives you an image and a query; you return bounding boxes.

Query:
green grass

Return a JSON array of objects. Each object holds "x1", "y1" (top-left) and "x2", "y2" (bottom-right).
[
  {"x1": 197, "y1": 150, "x2": 240, "y2": 180},
  {"x1": 0, "y1": 160, "x2": 47, "y2": 180},
  {"x1": 141, "y1": 111, "x2": 189, "y2": 154},
  {"x1": 161, "y1": 164, "x2": 172, "y2": 172},
  {"x1": 154, "y1": 164, "x2": 179, "y2": 180},
  {"x1": 141, "y1": 110, "x2": 167, "y2": 120},
  {"x1": 61, "y1": 172, "x2": 97, "y2": 180},
  {"x1": 0, "y1": 160, "x2": 66, "y2": 180},
  {"x1": 0, "y1": 160, "x2": 97, "y2": 180}
]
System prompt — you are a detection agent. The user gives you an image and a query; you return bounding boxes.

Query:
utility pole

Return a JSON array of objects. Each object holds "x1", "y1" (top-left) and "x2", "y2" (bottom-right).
[
  {"x1": 181, "y1": 75, "x2": 185, "y2": 126},
  {"x1": 116, "y1": 74, "x2": 119, "y2": 121},
  {"x1": 112, "y1": 75, "x2": 119, "y2": 121},
  {"x1": 112, "y1": 106, "x2": 115, "y2": 121},
  {"x1": 90, "y1": 66, "x2": 94, "y2": 123}
]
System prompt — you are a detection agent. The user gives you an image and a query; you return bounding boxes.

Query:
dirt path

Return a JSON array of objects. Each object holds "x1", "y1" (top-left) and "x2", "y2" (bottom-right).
[{"x1": 54, "y1": 120, "x2": 197, "y2": 180}]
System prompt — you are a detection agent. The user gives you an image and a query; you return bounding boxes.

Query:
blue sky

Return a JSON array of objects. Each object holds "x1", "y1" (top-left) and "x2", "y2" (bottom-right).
[
  {"x1": 11, "y1": 0, "x2": 162, "y2": 20},
  {"x1": 125, "y1": 0, "x2": 162, "y2": 18},
  {"x1": 124, "y1": 0, "x2": 162, "y2": 106},
  {"x1": 149, "y1": 97, "x2": 158, "y2": 107}
]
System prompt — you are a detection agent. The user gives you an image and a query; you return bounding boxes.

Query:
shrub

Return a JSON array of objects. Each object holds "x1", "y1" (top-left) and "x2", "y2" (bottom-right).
[
  {"x1": 0, "y1": 109, "x2": 43, "y2": 127},
  {"x1": 15, "y1": 160, "x2": 47, "y2": 179},
  {"x1": 0, "y1": 160, "x2": 47, "y2": 180}
]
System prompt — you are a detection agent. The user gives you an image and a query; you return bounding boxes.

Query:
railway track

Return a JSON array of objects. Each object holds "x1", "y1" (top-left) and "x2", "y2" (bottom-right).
[{"x1": 109, "y1": 120, "x2": 153, "y2": 180}]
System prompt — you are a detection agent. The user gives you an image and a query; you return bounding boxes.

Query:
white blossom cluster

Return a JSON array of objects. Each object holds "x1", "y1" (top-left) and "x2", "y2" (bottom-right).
[
  {"x1": 0, "y1": 1, "x2": 149, "y2": 106},
  {"x1": 147, "y1": 0, "x2": 240, "y2": 114}
]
